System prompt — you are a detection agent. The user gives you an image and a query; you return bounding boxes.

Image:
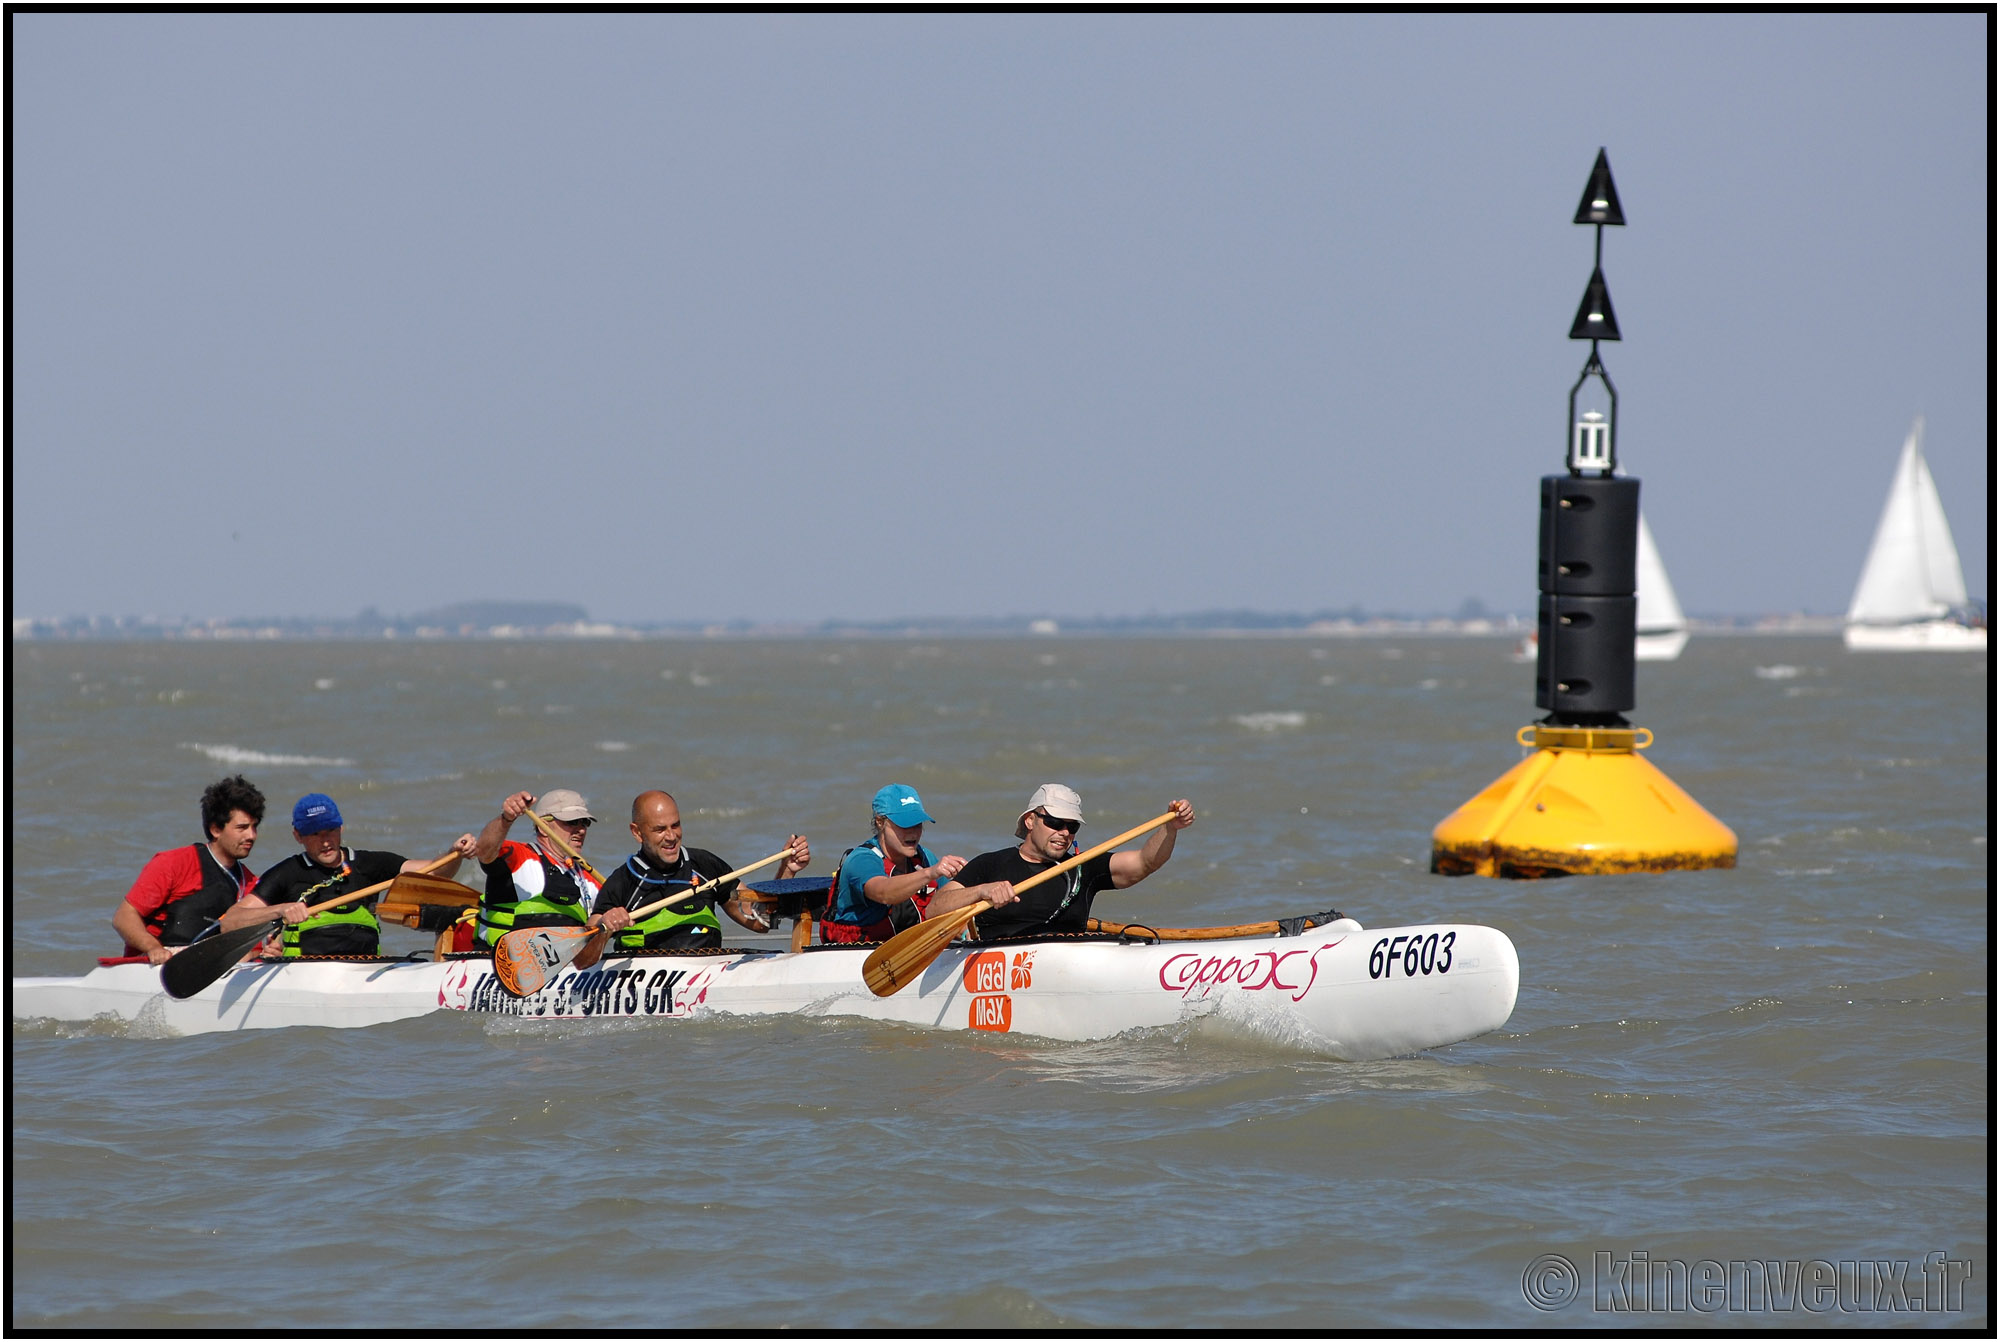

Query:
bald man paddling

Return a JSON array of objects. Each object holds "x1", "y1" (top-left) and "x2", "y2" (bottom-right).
[{"x1": 591, "y1": 791, "x2": 811, "y2": 951}]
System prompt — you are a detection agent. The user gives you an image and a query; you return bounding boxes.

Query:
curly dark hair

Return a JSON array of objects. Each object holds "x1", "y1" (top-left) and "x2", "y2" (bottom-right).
[{"x1": 200, "y1": 774, "x2": 266, "y2": 839}]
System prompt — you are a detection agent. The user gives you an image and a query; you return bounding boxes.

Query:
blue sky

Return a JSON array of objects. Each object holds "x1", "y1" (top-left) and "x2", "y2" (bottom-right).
[{"x1": 11, "y1": 13, "x2": 1988, "y2": 623}]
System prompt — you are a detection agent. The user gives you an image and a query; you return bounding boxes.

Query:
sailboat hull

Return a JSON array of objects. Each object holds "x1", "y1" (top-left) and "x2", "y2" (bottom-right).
[
  {"x1": 1843, "y1": 621, "x2": 1987, "y2": 652},
  {"x1": 1633, "y1": 629, "x2": 1690, "y2": 661}
]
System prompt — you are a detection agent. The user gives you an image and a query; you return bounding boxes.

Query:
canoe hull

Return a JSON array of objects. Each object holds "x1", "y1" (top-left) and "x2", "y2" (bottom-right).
[{"x1": 15, "y1": 922, "x2": 1518, "y2": 1060}]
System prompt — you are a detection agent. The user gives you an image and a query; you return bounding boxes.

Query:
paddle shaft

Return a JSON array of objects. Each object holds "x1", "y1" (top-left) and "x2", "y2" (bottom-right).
[
  {"x1": 263, "y1": 851, "x2": 463, "y2": 924},
  {"x1": 621, "y1": 847, "x2": 797, "y2": 924},
  {"x1": 526, "y1": 809, "x2": 603, "y2": 883},
  {"x1": 998, "y1": 810, "x2": 1180, "y2": 903}
]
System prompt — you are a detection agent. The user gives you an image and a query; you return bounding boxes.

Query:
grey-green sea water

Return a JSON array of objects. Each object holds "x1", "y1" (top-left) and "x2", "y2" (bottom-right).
[{"x1": 9, "y1": 636, "x2": 1988, "y2": 1329}]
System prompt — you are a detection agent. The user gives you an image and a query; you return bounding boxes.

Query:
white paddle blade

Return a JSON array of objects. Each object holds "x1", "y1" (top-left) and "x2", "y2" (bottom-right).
[{"x1": 492, "y1": 925, "x2": 592, "y2": 997}]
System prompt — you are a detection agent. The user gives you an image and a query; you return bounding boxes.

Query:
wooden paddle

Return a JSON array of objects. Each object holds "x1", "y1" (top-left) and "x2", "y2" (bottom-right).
[
  {"x1": 375, "y1": 872, "x2": 482, "y2": 929},
  {"x1": 491, "y1": 847, "x2": 797, "y2": 998},
  {"x1": 861, "y1": 812, "x2": 1177, "y2": 998},
  {"x1": 382, "y1": 871, "x2": 482, "y2": 908},
  {"x1": 161, "y1": 851, "x2": 460, "y2": 999}
]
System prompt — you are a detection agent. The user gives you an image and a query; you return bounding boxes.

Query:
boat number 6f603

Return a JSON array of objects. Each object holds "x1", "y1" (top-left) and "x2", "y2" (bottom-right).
[{"x1": 1369, "y1": 931, "x2": 1455, "y2": 980}]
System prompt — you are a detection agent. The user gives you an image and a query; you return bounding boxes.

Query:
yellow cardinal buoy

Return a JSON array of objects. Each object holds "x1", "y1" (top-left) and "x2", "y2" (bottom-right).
[{"x1": 1431, "y1": 723, "x2": 1736, "y2": 878}]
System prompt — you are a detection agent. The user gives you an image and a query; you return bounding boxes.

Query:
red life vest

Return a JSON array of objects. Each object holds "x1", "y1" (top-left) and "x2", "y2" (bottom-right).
[{"x1": 818, "y1": 841, "x2": 934, "y2": 944}]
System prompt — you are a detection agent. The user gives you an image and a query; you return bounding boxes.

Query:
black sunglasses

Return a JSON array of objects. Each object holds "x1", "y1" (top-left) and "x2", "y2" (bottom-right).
[{"x1": 1035, "y1": 811, "x2": 1079, "y2": 834}]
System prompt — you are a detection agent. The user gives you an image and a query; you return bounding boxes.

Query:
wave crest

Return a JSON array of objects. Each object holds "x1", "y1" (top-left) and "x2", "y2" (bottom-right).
[{"x1": 181, "y1": 742, "x2": 356, "y2": 768}]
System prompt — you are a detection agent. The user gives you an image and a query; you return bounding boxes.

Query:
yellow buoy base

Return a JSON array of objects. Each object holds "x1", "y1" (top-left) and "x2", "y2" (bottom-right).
[{"x1": 1431, "y1": 725, "x2": 1737, "y2": 878}]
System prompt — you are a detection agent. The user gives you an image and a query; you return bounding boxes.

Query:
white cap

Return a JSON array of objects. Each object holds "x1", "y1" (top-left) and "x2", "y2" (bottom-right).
[{"x1": 1015, "y1": 783, "x2": 1084, "y2": 839}]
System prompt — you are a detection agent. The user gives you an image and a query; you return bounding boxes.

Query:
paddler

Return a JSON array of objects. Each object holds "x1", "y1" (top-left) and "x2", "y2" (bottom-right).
[
  {"x1": 932, "y1": 784, "x2": 1196, "y2": 940},
  {"x1": 111, "y1": 775, "x2": 270, "y2": 965},
  {"x1": 592, "y1": 790, "x2": 811, "y2": 950},
  {"x1": 473, "y1": 790, "x2": 633, "y2": 948},
  {"x1": 818, "y1": 784, "x2": 1011, "y2": 943},
  {"x1": 223, "y1": 794, "x2": 479, "y2": 957}
]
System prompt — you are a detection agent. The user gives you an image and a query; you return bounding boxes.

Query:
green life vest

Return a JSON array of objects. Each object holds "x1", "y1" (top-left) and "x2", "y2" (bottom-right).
[
  {"x1": 477, "y1": 845, "x2": 595, "y2": 947},
  {"x1": 281, "y1": 860, "x2": 381, "y2": 958},
  {"x1": 612, "y1": 855, "x2": 723, "y2": 951}
]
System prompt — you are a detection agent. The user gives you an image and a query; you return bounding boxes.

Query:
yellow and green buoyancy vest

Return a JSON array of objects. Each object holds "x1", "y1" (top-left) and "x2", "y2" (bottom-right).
[
  {"x1": 608, "y1": 852, "x2": 725, "y2": 949},
  {"x1": 281, "y1": 857, "x2": 380, "y2": 957}
]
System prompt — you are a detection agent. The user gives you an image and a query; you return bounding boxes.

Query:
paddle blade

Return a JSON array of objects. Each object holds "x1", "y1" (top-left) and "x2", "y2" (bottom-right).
[
  {"x1": 571, "y1": 927, "x2": 612, "y2": 971},
  {"x1": 159, "y1": 920, "x2": 279, "y2": 999},
  {"x1": 383, "y1": 872, "x2": 480, "y2": 908},
  {"x1": 492, "y1": 925, "x2": 593, "y2": 998},
  {"x1": 861, "y1": 902, "x2": 984, "y2": 997}
]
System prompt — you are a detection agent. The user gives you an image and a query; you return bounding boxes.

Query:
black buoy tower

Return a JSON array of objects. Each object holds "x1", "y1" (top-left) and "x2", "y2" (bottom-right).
[{"x1": 1431, "y1": 150, "x2": 1736, "y2": 878}]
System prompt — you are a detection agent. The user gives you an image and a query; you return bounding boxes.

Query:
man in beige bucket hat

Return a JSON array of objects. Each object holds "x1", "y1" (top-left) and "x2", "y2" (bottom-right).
[
  {"x1": 931, "y1": 784, "x2": 1196, "y2": 940},
  {"x1": 471, "y1": 788, "x2": 634, "y2": 949}
]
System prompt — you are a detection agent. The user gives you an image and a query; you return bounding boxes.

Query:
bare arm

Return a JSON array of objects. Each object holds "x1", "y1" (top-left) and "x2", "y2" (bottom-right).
[
  {"x1": 777, "y1": 835, "x2": 812, "y2": 880},
  {"x1": 863, "y1": 854, "x2": 967, "y2": 907},
  {"x1": 1109, "y1": 799, "x2": 1196, "y2": 889},
  {"x1": 112, "y1": 901, "x2": 172, "y2": 965},
  {"x1": 218, "y1": 893, "x2": 306, "y2": 932},
  {"x1": 924, "y1": 879, "x2": 1018, "y2": 919},
  {"x1": 720, "y1": 895, "x2": 774, "y2": 933},
  {"x1": 476, "y1": 792, "x2": 535, "y2": 864},
  {"x1": 407, "y1": 834, "x2": 478, "y2": 878}
]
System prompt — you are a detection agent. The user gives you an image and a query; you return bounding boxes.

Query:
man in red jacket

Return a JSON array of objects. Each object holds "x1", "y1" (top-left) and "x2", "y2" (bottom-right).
[{"x1": 111, "y1": 775, "x2": 297, "y2": 963}]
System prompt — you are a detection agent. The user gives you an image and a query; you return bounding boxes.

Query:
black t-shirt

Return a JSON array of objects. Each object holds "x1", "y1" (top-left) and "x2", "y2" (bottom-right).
[
  {"x1": 256, "y1": 848, "x2": 404, "y2": 956},
  {"x1": 952, "y1": 846, "x2": 1116, "y2": 941},
  {"x1": 592, "y1": 847, "x2": 739, "y2": 918}
]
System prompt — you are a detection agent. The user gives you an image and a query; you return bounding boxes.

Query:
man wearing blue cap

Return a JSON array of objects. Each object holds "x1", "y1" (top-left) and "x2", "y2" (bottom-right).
[
  {"x1": 224, "y1": 794, "x2": 477, "y2": 957},
  {"x1": 818, "y1": 784, "x2": 1001, "y2": 944}
]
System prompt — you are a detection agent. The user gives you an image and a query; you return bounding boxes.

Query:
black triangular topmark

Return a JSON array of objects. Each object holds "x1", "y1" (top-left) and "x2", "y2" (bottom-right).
[
  {"x1": 1573, "y1": 148, "x2": 1625, "y2": 226},
  {"x1": 1569, "y1": 267, "x2": 1621, "y2": 340}
]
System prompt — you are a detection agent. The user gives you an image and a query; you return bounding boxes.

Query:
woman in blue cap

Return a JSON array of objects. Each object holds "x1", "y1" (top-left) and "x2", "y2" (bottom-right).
[{"x1": 818, "y1": 785, "x2": 972, "y2": 944}]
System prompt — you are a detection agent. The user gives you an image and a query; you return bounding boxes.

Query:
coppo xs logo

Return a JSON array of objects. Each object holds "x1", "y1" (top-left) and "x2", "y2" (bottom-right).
[{"x1": 1158, "y1": 939, "x2": 1347, "y2": 1003}]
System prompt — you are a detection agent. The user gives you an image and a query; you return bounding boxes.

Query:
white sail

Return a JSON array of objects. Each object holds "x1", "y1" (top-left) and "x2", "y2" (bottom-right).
[
  {"x1": 1846, "y1": 418, "x2": 1968, "y2": 624},
  {"x1": 1633, "y1": 510, "x2": 1689, "y2": 661},
  {"x1": 1635, "y1": 513, "x2": 1685, "y2": 632},
  {"x1": 1844, "y1": 418, "x2": 1984, "y2": 651}
]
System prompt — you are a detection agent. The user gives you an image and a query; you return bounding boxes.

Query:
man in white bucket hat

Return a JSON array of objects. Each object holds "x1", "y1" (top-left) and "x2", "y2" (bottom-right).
[{"x1": 933, "y1": 784, "x2": 1195, "y2": 941}]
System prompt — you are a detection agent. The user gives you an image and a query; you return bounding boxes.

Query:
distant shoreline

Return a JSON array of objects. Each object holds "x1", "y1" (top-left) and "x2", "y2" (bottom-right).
[{"x1": 12, "y1": 614, "x2": 1849, "y2": 641}]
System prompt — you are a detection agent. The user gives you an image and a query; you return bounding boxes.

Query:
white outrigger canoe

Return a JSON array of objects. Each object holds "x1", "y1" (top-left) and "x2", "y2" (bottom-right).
[{"x1": 13, "y1": 918, "x2": 1518, "y2": 1060}]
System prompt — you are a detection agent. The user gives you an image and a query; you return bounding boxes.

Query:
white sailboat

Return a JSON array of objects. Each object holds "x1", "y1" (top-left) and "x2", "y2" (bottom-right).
[
  {"x1": 1844, "y1": 418, "x2": 1986, "y2": 652},
  {"x1": 1510, "y1": 507, "x2": 1688, "y2": 662},
  {"x1": 1633, "y1": 512, "x2": 1689, "y2": 661}
]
